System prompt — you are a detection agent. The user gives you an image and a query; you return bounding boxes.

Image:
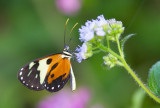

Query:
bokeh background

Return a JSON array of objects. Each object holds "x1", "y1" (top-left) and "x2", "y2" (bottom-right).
[{"x1": 0, "y1": 0, "x2": 160, "y2": 108}]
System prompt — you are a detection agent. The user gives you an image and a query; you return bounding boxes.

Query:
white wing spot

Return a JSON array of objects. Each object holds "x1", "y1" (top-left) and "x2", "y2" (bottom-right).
[
  {"x1": 19, "y1": 72, "x2": 22, "y2": 76},
  {"x1": 51, "y1": 87, "x2": 54, "y2": 90},
  {"x1": 21, "y1": 68, "x2": 24, "y2": 70},
  {"x1": 27, "y1": 70, "x2": 32, "y2": 77},
  {"x1": 29, "y1": 62, "x2": 35, "y2": 69},
  {"x1": 44, "y1": 84, "x2": 46, "y2": 87},
  {"x1": 37, "y1": 87, "x2": 39, "y2": 89},
  {"x1": 31, "y1": 85, "x2": 33, "y2": 88},
  {"x1": 26, "y1": 84, "x2": 28, "y2": 86},
  {"x1": 47, "y1": 87, "x2": 49, "y2": 89},
  {"x1": 58, "y1": 85, "x2": 60, "y2": 88},
  {"x1": 35, "y1": 74, "x2": 38, "y2": 79},
  {"x1": 37, "y1": 58, "x2": 50, "y2": 84},
  {"x1": 21, "y1": 77, "x2": 23, "y2": 80},
  {"x1": 23, "y1": 81, "x2": 25, "y2": 83}
]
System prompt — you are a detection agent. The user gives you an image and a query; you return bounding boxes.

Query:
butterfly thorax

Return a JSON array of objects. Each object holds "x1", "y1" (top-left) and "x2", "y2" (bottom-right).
[{"x1": 62, "y1": 50, "x2": 72, "y2": 60}]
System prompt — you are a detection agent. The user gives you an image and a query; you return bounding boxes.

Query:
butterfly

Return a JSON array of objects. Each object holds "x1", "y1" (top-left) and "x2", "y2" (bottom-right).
[
  {"x1": 17, "y1": 46, "x2": 76, "y2": 92},
  {"x1": 17, "y1": 19, "x2": 77, "y2": 92}
]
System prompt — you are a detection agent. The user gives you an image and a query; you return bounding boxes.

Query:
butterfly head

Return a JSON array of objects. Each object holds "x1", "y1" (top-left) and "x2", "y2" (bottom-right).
[{"x1": 64, "y1": 45, "x2": 70, "y2": 52}]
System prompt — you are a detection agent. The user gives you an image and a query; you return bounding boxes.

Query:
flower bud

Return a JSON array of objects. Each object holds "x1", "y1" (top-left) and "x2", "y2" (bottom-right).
[{"x1": 103, "y1": 54, "x2": 118, "y2": 68}]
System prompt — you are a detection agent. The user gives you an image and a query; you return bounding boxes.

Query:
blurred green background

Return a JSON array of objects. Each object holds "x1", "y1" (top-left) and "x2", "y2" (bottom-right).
[{"x1": 0, "y1": 0, "x2": 160, "y2": 108}]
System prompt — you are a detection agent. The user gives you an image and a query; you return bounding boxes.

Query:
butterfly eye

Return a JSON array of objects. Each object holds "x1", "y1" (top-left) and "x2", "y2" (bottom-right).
[{"x1": 64, "y1": 45, "x2": 69, "y2": 51}]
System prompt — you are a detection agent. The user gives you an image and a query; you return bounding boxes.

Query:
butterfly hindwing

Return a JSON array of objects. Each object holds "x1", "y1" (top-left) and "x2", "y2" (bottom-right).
[
  {"x1": 18, "y1": 60, "x2": 45, "y2": 90},
  {"x1": 44, "y1": 57, "x2": 71, "y2": 92}
]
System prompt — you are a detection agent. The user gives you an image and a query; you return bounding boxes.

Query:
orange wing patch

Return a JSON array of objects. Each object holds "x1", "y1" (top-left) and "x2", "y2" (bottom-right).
[{"x1": 46, "y1": 55, "x2": 71, "y2": 84}]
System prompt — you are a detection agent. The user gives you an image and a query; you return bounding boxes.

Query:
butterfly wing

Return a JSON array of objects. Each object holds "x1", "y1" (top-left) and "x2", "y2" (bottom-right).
[
  {"x1": 17, "y1": 53, "x2": 62, "y2": 91},
  {"x1": 44, "y1": 57, "x2": 71, "y2": 92}
]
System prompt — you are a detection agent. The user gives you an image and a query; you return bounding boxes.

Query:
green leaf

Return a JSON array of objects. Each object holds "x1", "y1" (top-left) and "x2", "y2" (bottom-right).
[
  {"x1": 148, "y1": 61, "x2": 160, "y2": 97},
  {"x1": 120, "y1": 34, "x2": 135, "y2": 50}
]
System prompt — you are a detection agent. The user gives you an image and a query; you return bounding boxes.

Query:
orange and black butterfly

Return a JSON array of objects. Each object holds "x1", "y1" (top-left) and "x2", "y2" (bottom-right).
[{"x1": 17, "y1": 19, "x2": 77, "y2": 92}]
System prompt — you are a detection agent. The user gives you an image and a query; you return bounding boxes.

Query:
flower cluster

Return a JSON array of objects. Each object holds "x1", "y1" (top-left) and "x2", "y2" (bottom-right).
[
  {"x1": 103, "y1": 54, "x2": 118, "y2": 68},
  {"x1": 74, "y1": 15, "x2": 160, "y2": 103},
  {"x1": 75, "y1": 15, "x2": 124, "y2": 64}
]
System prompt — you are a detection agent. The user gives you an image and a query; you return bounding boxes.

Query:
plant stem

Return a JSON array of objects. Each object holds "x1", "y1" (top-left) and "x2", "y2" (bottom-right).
[
  {"x1": 93, "y1": 50, "x2": 101, "y2": 54},
  {"x1": 98, "y1": 43, "x2": 122, "y2": 60},
  {"x1": 107, "y1": 38, "x2": 110, "y2": 48},
  {"x1": 121, "y1": 59, "x2": 160, "y2": 103},
  {"x1": 116, "y1": 37, "x2": 124, "y2": 58},
  {"x1": 98, "y1": 42, "x2": 160, "y2": 103}
]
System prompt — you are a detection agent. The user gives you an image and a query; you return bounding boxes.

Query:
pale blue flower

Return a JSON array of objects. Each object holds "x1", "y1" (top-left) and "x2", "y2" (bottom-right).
[
  {"x1": 79, "y1": 15, "x2": 108, "y2": 42},
  {"x1": 79, "y1": 20, "x2": 96, "y2": 42},
  {"x1": 108, "y1": 18, "x2": 124, "y2": 29},
  {"x1": 79, "y1": 24, "x2": 94, "y2": 42},
  {"x1": 85, "y1": 20, "x2": 96, "y2": 30},
  {"x1": 108, "y1": 18, "x2": 116, "y2": 25},
  {"x1": 95, "y1": 27, "x2": 106, "y2": 36},
  {"x1": 75, "y1": 43, "x2": 87, "y2": 63},
  {"x1": 95, "y1": 15, "x2": 108, "y2": 27},
  {"x1": 79, "y1": 29, "x2": 94, "y2": 42}
]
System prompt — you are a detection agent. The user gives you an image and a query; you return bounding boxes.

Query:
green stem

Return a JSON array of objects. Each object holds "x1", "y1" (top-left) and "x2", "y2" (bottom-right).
[
  {"x1": 98, "y1": 42, "x2": 160, "y2": 103},
  {"x1": 92, "y1": 46, "x2": 99, "y2": 50},
  {"x1": 117, "y1": 61, "x2": 124, "y2": 66},
  {"x1": 93, "y1": 50, "x2": 101, "y2": 54},
  {"x1": 98, "y1": 43, "x2": 122, "y2": 60},
  {"x1": 107, "y1": 38, "x2": 110, "y2": 48},
  {"x1": 116, "y1": 37, "x2": 124, "y2": 58},
  {"x1": 121, "y1": 59, "x2": 160, "y2": 103}
]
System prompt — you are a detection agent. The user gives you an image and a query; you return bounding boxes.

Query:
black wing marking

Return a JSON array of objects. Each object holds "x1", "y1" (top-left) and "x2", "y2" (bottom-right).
[
  {"x1": 18, "y1": 61, "x2": 45, "y2": 90},
  {"x1": 44, "y1": 73, "x2": 70, "y2": 92}
]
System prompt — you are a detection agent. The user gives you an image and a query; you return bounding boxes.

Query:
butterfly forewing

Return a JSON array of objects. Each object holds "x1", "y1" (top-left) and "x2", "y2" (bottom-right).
[{"x1": 44, "y1": 57, "x2": 71, "y2": 92}]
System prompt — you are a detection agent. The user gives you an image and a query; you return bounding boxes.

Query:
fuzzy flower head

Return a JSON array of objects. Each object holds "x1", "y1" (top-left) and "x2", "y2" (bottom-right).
[
  {"x1": 107, "y1": 18, "x2": 125, "y2": 41},
  {"x1": 79, "y1": 15, "x2": 108, "y2": 42},
  {"x1": 75, "y1": 42, "x2": 92, "y2": 63}
]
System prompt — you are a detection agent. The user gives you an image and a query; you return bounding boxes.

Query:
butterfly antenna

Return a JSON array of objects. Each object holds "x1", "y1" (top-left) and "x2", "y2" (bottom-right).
[
  {"x1": 68, "y1": 22, "x2": 78, "y2": 44},
  {"x1": 64, "y1": 18, "x2": 69, "y2": 48}
]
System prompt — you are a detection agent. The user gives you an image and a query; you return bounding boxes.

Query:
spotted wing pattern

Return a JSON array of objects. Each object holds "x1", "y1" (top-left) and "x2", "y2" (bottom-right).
[
  {"x1": 17, "y1": 53, "x2": 64, "y2": 91},
  {"x1": 18, "y1": 60, "x2": 44, "y2": 90}
]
